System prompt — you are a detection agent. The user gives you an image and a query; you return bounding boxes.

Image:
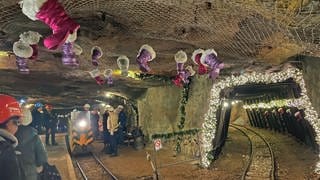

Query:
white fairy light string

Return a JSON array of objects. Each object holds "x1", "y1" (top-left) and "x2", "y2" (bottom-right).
[
  {"x1": 242, "y1": 98, "x2": 305, "y2": 109},
  {"x1": 200, "y1": 67, "x2": 320, "y2": 173}
]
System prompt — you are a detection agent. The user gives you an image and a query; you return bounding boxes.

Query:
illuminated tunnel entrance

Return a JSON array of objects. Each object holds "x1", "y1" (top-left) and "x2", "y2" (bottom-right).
[{"x1": 211, "y1": 79, "x2": 318, "y2": 161}]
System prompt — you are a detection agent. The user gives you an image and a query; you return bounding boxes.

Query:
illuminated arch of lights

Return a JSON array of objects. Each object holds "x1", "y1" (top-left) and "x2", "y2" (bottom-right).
[{"x1": 201, "y1": 67, "x2": 320, "y2": 173}]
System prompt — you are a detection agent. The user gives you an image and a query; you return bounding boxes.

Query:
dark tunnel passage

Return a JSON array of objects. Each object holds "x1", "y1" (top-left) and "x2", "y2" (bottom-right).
[{"x1": 211, "y1": 79, "x2": 318, "y2": 160}]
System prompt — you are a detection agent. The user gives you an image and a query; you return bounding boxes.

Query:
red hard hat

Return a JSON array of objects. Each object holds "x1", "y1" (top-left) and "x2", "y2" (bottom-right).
[{"x1": 0, "y1": 94, "x2": 22, "y2": 124}]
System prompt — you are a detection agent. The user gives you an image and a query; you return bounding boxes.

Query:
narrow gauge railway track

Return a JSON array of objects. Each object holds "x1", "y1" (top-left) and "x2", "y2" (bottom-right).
[
  {"x1": 230, "y1": 124, "x2": 276, "y2": 180},
  {"x1": 74, "y1": 152, "x2": 118, "y2": 180}
]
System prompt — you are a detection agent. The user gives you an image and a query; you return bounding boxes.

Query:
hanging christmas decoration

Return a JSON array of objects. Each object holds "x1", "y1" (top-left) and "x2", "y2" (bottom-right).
[
  {"x1": 61, "y1": 42, "x2": 79, "y2": 67},
  {"x1": 200, "y1": 66, "x2": 320, "y2": 173},
  {"x1": 103, "y1": 69, "x2": 113, "y2": 85},
  {"x1": 73, "y1": 43, "x2": 83, "y2": 56},
  {"x1": 200, "y1": 49, "x2": 224, "y2": 80},
  {"x1": 192, "y1": 49, "x2": 207, "y2": 75},
  {"x1": 172, "y1": 50, "x2": 195, "y2": 87},
  {"x1": 117, "y1": 55, "x2": 130, "y2": 76},
  {"x1": 183, "y1": 66, "x2": 196, "y2": 83},
  {"x1": 89, "y1": 69, "x2": 105, "y2": 85},
  {"x1": 19, "y1": 31, "x2": 42, "y2": 60},
  {"x1": 20, "y1": 0, "x2": 80, "y2": 50},
  {"x1": 136, "y1": 44, "x2": 156, "y2": 72},
  {"x1": 173, "y1": 50, "x2": 187, "y2": 87},
  {"x1": 13, "y1": 41, "x2": 33, "y2": 74},
  {"x1": 91, "y1": 46, "x2": 102, "y2": 67}
]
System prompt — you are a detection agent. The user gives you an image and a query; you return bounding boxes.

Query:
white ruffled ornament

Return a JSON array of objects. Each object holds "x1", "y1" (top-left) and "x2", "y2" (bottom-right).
[
  {"x1": 13, "y1": 41, "x2": 33, "y2": 58},
  {"x1": 19, "y1": 31, "x2": 42, "y2": 45}
]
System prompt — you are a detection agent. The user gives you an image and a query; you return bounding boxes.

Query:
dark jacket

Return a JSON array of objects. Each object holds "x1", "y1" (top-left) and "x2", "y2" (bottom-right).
[
  {"x1": 102, "y1": 112, "x2": 109, "y2": 131},
  {"x1": 44, "y1": 110, "x2": 58, "y2": 129},
  {"x1": 0, "y1": 129, "x2": 22, "y2": 180},
  {"x1": 15, "y1": 126, "x2": 48, "y2": 180},
  {"x1": 31, "y1": 109, "x2": 45, "y2": 131},
  {"x1": 118, "y1": 111, "x2": 127, "y2": 131}
]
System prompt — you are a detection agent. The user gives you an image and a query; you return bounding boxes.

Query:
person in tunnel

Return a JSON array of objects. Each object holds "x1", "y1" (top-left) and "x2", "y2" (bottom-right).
[
  {"x1": 107, "y1": 106, "x2": 120, "y2": 157},
  {"x1": 31, "y1": 102, "x2": 45, "y2": 134},
  {"x1": 102, "y1": 106, "x2": 111, "y2": 154},
  {"x1": 0, "y1": 94, "x2": 23, "y2": 180},
  {"x1": 91, "y1": 106, "x2": 100, "y2": 140},
  {"x1": 15, "y1": 104, "x2": 48, "y2": 180},
  {"x1": 44, "y1": 104, "x2": 58, "y2": 146},
  {"x1": 116, "y1": 105, "x2": 127, "y2": 145}
]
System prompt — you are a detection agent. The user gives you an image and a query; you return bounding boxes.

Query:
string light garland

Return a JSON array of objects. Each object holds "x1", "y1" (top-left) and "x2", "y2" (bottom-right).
[
  {"x1": 242, "y1": 98, "x2": 305, "y2": 109},
  {"x1": 200, "y1": 67, "x2": 320, "y2": 173}
]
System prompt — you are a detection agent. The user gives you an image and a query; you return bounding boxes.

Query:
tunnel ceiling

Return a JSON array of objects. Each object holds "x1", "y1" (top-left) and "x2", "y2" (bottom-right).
[{"x1": 0, "y1": 0, "x2": 319, "y2": 107}]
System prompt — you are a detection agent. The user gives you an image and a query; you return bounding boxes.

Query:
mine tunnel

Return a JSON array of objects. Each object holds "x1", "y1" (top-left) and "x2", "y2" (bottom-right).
[
  {"x1": 0, "y1": 0, "x2": 320, "y2": 179},
  {"x1": 212, "y1": 80, "x2": 318, "y2": 162}
]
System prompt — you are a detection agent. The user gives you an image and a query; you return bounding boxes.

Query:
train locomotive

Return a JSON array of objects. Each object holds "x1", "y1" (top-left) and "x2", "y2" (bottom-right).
[{"x1": 65, "y1": 110, "x2": 94, "y2": 156}]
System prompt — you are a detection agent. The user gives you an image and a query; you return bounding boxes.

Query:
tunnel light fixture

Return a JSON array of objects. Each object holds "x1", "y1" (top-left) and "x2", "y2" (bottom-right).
[
  {"x1": 0, "y1": 51, "x2": 9, "y2": 57},
  {"x1": 201, "y1": 66, "x2": 320, "y2": 173},
  {"x1": 223, "y1": 102, "x2": 229, "y2": 107},
  {"x1": 112, "y1": 70, "x2": 141, "y2": 80},
  {"x1": 105, "y1": 92, "x2": 112, "y2": 98}
]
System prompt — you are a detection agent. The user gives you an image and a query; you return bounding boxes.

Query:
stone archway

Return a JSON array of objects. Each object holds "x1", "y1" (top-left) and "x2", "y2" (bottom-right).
[{"x1": 200, "y1": 67, "x2": 320, "y2": 173}]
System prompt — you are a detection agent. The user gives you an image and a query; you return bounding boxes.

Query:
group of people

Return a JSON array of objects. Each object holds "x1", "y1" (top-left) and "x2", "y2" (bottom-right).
[
  {"x1": 0, "y1": 94, "x2": 48, "y2": 180},
  {"x1": 78, "y1": 103, "x2": 127, "y2": 157},
  {"x1": 29, "y1": 102, "x2": 59, "y2": 146},
  {"x1": 98, "y1": 104, "x2": 127, "y2": 157}
]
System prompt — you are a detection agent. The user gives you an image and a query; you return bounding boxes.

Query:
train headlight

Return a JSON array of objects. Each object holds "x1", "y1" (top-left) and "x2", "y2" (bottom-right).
[{"x1": 77, "y1": 119, "x2": 88, "y2": 128}]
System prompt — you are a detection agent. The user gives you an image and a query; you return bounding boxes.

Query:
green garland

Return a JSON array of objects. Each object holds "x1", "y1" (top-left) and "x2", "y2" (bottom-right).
[
  {"x1": 151, "y1": 129, "x2": 200, "y2": 140},
  {"x1": 175, "y1": 80, "x2": 191, "y2": 153},
  {"x1": 135, "y1": 73, "x2": 172, "y2": 82}
]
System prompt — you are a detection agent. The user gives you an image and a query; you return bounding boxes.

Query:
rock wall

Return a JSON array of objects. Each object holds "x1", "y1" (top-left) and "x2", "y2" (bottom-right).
[
  {"x1": 137, "y1": 75, "x2": 213, "y2": 140},
  {"x1": 137, "y1": 86, "x2": 181, "y2": 139},
  {"x1": 184, "y1": 76, "x2": 213, "y2": 129},
  {"x1": 303, "y1": 56, "x2": 320, "y2": 115}
]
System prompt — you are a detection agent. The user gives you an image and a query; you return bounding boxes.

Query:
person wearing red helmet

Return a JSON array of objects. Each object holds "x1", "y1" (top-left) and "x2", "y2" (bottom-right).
[{"x1": 0, "y1": 94, "x2": 23, "y2": 180}]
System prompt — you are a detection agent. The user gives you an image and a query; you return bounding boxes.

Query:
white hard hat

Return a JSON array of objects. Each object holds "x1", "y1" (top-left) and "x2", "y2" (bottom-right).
[
  {"x1": 107, "y1": 106, "x2": 114, "y2": 112},
  {"x1": 117, "y1": 105, "x2": 124, "y2": 109},
  {"x1": 83, "y1": 104, "x2": 91, "y2": 108}
]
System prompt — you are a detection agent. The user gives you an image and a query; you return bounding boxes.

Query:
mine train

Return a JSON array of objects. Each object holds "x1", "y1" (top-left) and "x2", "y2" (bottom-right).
[{"x1": 65, "y1": 110, "x2": 94, "y2": 156}]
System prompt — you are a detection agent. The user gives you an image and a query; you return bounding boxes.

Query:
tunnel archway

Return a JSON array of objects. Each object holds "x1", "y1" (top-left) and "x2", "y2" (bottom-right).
[{"x1": 200, "y1": 67, "x2": 320, "y2": 171}]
